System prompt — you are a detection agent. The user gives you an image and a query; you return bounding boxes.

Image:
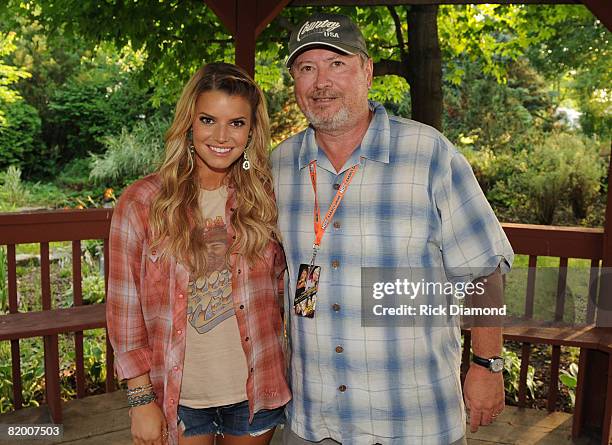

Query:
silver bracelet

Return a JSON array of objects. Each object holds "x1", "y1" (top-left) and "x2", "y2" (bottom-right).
[
  {"x1": 127, "y1": 391, "x2": 157, "y2": 407},
  {"x1": 126, "y1": 383, "x2": 153, "y2": 397}
]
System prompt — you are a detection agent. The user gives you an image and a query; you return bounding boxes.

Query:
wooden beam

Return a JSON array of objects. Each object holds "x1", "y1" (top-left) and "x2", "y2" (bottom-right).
[
  {"x1": 203, "y1": 0, "x2": 291, "y2": 77},
  {"x1": 257, "y1": 0, "x2": 292, "y2": 36},
  {"x1": 288, "y1": 0, "x2": 581, "y2": 5},
  {"x1": 501, "y1": 223, "x2": 604, "y2": 260},
  {"x1": 204, "y1": 0, "x2": 237, "y2": 35},
  {"x1": 235, "y1": 0, "x2": 258, "y2": 76},
  {"x1": 581, "y1": 0, "x2": 612, "y2": 32}
]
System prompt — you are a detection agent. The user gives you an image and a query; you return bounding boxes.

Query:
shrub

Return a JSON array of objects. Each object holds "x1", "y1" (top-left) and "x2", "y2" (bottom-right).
[
  {"x1": 0, "y1": 165, "x2": 30, "y2": 209},
  {"x1": 517, "y1": 132, "x2": 604, "y2": 224},
  {"x1": 89, "y1": 117, "x2": 168, "y2": 187},
  {"x1": 0, "y1": 99, "x2": 47, "y2": 176},
  {"x1": 46, "y1": 71, "x2": 152, "y2": 162},
  {"x1": 56, "y1": 157, "x2": 93, "y2": 190},
  {"x1": 559, "y1": 135, "x2": 606, "y2": 220}
]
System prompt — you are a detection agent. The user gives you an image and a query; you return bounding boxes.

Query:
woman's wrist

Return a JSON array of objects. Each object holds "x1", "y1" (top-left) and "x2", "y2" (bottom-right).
[{"x1": 126, "y1": 382, "x2": 156, "y2": 407}]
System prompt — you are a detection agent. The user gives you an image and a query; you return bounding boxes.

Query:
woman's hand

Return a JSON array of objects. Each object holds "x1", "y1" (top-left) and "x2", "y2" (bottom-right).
[{"x1": 129, "y1": 402, "x2": 168, "y2": 445}]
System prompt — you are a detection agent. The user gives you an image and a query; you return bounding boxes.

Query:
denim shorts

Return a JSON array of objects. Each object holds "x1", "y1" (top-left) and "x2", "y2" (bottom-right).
[{"x1": 177, "y1": 400, "x2": 285, "y2": 437}]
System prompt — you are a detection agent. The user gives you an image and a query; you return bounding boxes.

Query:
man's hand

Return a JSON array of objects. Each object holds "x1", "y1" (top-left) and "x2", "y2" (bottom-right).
[{"x1": 463, "y1": 363, "x2": 504, "y2": 433}]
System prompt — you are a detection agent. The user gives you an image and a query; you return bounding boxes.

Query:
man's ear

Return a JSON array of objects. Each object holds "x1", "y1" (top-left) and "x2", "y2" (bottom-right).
[{"x1": 366, "y1": 58, "x2": 374, "y2": 88}]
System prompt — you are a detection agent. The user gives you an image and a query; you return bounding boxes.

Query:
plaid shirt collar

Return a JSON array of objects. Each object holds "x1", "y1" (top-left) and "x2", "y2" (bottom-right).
[{"x1": 297, "y1": 100, "x2": 391, "y2": 172}]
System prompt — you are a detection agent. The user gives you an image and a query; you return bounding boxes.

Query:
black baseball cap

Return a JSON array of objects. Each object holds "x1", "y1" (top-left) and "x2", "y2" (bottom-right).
[{"x1": 286, "y1": 12, "x2": 369, "y2": 68}]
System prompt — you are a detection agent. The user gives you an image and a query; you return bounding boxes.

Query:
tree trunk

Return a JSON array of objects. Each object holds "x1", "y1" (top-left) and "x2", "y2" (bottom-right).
[{"x1": 407, "y1": 5, "x2": 442, "y2": 131}]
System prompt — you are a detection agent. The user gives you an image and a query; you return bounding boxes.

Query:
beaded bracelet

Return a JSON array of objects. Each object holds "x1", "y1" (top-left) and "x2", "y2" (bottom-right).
[{"x1": 127, "y1": 391, "x2": 157, "y2": 407}]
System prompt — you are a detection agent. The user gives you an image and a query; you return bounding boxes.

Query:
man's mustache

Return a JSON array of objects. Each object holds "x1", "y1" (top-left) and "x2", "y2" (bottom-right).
[{"x1": 311, "y1": 91, "x2": 341, "y2": 99}]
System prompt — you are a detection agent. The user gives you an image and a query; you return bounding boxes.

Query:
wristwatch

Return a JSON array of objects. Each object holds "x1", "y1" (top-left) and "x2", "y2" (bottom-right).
[{"x1": 472, "y1": 354, "x2": 504, "y2": 373}]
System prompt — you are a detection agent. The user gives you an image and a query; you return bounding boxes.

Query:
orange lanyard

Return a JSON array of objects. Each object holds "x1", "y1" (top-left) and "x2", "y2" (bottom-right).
[{"x1": 308, "y1": 160, "x2": 359, "y2": 265}]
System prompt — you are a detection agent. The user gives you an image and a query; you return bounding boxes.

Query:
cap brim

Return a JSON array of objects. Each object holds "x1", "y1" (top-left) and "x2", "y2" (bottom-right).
[{"x1": 286, "y1": 41, "x2": 360, "y2": 68}]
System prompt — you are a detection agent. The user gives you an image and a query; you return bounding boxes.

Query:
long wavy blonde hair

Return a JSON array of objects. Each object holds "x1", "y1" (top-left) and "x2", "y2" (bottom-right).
[{"x1": 149, "y1": 62, "x2": 279, "y2": 275}]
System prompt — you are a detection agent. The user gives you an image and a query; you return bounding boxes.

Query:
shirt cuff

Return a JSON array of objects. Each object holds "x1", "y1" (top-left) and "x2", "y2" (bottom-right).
[{"x1": 114, "y1": 347, "x2": 152, "y2": 380}]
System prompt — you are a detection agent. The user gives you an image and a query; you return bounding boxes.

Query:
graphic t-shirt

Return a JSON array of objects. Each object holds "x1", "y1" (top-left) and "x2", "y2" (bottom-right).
[{"x1": 179, "y1": 186, "x2": 248, "y2": 408}]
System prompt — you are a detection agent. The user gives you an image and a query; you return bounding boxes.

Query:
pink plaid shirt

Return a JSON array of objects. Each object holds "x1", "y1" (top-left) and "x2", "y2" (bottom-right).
[{"x1": 106, "y1": 175, "x2": 290, "y2": 444}]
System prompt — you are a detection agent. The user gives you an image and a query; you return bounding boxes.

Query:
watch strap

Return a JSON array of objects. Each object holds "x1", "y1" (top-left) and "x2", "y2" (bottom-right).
[{"x1": 472, "y1": 354, "x2": 492, "y2": 369}]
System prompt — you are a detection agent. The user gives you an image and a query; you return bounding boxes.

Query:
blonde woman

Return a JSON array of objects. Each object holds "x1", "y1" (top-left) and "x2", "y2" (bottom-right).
[{"x1": 107, "y1": 63, "x2": 290, "y2": 445}]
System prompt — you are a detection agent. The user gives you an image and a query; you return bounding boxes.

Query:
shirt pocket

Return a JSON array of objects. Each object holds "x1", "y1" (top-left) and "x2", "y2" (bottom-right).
[{"x1": 141, "y1": 244, "x2": 168, "y2": 318}]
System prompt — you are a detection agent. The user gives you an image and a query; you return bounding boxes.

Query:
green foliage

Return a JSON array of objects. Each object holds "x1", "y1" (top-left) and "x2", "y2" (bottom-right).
[
  {"x1": 0, "y1": 31, "x2": 31, "y2": 124},
  {"x1": 23, "y1": 0, "x2": 233, "y2": 108},
  {"x1": 0, "y1": 99, "x2": 45, "y2": 174},
  {"x1": 503, "y1": 347, "x2": 537, "y2": 402},
  {"x1": 56, "y1": 157, "x2": 93, "y2": 190},
  {"x1": 444, "y1": 59, "x2": 554, "y2": 152},
  {"x1": 89, "y1": 117, "x2": 168, "y2": 186},
  {"x1": 517, "y1": 133, "x2": 604, "y2": 224},
  {"x1": 562, "y1": 135, "x2": 606, "y2": 220},
  {"x1": 522, "y1": 5, "x2": 611, "y2": 140},
  {"x1": 47, "y1": 66, "x2": 151, "y2": 161},
  {"x1": 0, "y1": 166, "x2": 30, "y2": 209},
  {"x1": 370, "y1": 75, "x2": 409, "y2": 104},
  {"x1": 264, "y1": 71, "x2": 308, "y2": 146},
  {"x1": 439, "y1": 4, "x2": 533, "y2": 84},
  {"x1": 559, "y1": 362, "x2": 578, "y2": 406},
  {"x1": 0, "y1": 339, "x2": 45, "y2": 412}
]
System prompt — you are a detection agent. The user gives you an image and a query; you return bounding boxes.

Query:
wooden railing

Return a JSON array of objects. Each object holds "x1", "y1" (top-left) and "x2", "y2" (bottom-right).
[
  {"x1": 0, "y1": 210, "x2": 610, "y2": 442},
  {"x1": 0, "y1": 209, "x2": 113, "y2": 422}
]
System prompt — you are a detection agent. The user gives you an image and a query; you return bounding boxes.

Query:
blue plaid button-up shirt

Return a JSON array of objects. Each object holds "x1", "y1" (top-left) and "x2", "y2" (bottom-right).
[{"x1": 271, "y1": 102, "x2": 514, "y2": 445}]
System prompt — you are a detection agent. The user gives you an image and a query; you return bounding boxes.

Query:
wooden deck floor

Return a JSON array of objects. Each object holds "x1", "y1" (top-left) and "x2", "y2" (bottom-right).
[{"x1": 0, "y1": 391, "x2": 604, "y2": 445}]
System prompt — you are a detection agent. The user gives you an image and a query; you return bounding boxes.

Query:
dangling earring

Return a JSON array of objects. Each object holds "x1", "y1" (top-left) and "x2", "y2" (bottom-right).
[
  {"x1": 187, "y1": 128, "x2": 195, "y2": 172},
  {"x1": 242, "y1": 150, "x2": 251, "y2": 171},
  {"x1": 242, "y1": 132, "x2": 252, "y2": 171}
]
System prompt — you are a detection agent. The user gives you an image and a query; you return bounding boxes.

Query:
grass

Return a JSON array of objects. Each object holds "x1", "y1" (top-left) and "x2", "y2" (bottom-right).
[{"x1": 504, "y1": 255, "x2": 594, "y2": 324}]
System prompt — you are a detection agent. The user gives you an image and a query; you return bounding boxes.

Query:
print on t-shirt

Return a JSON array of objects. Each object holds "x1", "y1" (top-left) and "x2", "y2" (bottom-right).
[{"x1": 187, "y1": 215, "x2": 233, "y2": 334}]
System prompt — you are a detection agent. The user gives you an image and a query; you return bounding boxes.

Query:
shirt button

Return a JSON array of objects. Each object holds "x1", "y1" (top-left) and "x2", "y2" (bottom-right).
[
  {"x1": 245, "y1": 336, "x2": 250, "y2": 342},
  {"x1": 170, "y1": 398, "x2": 175, "y2": 404},
  {"x1": 173, "y1": 365, "x2": 179, "y2": 371},
  {"x1": 335, "y1": 346, "x2": 344, "y2": 353},
  {"x1": 331, "y1": 260, "x2": 340, "y2": 269},
  {"x1": 178, "y1": 294, "x2": 184, "y2": 299},
  {"x1": 333, "y1": 183, "x2": 340, "y2": 190},
  {"x1": 177, "y1": 329, "x2": 182, "y2": 335},
  {"x1": 239, "y1": 304, "x2": 245, "y2": 310},
  {"x1": 332, "y1": 303, "x2": 341, "y2": 312},
  {"x1": 333, "y1": 221, "x2": 341, "y2": 229},
  {"x1": 338, "y1": 384, "x2": 347, "y2": 392},
  {"x1": 250, "y1": 367, "x2": 254, "y2": 373}
]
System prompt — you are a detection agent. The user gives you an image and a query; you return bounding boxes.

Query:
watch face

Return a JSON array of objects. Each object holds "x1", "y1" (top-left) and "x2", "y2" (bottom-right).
[{"x1": 490, "y1": 357, "x2": 505, "y2": 373}]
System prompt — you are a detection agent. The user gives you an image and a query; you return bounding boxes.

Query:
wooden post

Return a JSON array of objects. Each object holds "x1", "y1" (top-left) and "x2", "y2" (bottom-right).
[
  {"x1": 598, "y1": 144, "x2": 612, "y2": 324},
  {"x1": 235, "y1": 1, "x2": 257, "y2": 77},
  {"x1": 575, "y1": 143, "x2": 612, "y2": 443},
  {"x1": 203, "y1": 0, "x2": 290, "y2": 78}
]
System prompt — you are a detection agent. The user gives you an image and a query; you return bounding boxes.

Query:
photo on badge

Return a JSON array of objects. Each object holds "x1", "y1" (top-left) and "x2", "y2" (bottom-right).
[{"x1": 294, "y1": 264, "x2": 321, "y2": 318}]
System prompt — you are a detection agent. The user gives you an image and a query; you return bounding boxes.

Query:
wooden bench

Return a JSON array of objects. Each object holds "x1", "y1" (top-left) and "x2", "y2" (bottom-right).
[
  {"x1": 0, "y1": 304, "x2": 108, "y2": 423},
  {"x1": 462, "y1": 323, "x2": 612, "y2": 444}
]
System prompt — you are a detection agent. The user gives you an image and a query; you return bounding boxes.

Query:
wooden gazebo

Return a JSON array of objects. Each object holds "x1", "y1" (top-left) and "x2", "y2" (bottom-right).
[{"x1": 0, "y1": 1, "x2": 611, "y2": 444}]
